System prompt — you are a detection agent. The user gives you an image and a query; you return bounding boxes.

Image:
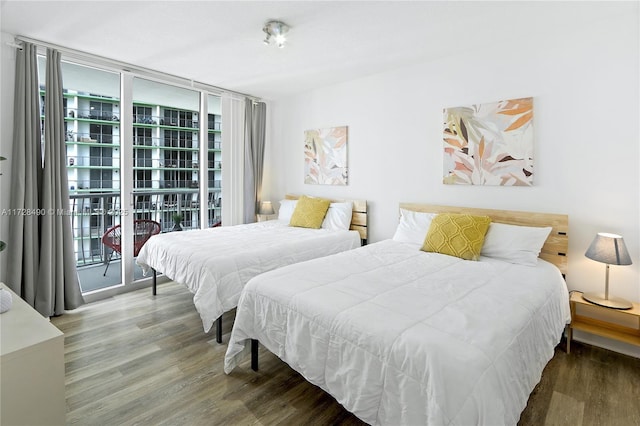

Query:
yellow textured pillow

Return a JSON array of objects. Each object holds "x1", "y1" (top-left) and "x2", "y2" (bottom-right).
[
  {"x1": 289, "y1": 196, "x2": 331, "y2": 229},
  {"x1": 421, "y1": 213, "x2": 491, "y2": 261}
]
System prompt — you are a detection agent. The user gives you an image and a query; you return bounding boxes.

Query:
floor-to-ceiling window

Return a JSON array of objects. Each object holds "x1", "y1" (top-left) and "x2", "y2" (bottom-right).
[
  {"x1": 38, "y1": 58, "x2": 224, "y2": 295},
  {"x1": 39, "y1": 59, "x2": 124, "y2": 292},
  {"x1": 132, "y1": 78, "x2": 204, "y2": 232}
]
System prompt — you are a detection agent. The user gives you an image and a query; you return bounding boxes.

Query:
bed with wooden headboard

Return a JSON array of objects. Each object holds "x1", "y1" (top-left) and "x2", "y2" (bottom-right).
[
  {"x1": 399, "y1": 203, "x2": 569, "y2": 275},
  {"x1": 225, "y1": 203, "x2": 570, "y2": 426},
  {"x1": 137, "y1": 194, "x2": 367, "y2": 342},
  {"x1": 285, "y1": 193, "x2": 368, "y2": 243}
]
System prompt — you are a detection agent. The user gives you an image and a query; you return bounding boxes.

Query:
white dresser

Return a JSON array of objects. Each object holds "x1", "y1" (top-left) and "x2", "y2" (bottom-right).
[{"x1": 0, "y1": 286, "x2": 65, "y2": 425}]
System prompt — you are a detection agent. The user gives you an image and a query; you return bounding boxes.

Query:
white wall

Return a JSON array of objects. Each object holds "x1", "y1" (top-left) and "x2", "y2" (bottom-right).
[{"x1": 266, "y1": 13, "x2": 639, "y2": 354}]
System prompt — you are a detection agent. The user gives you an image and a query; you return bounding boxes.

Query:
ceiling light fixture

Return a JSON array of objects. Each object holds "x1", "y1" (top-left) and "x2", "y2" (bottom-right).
[{"x1": 263, "y1": 20, "x2": 289, "y2": 48}]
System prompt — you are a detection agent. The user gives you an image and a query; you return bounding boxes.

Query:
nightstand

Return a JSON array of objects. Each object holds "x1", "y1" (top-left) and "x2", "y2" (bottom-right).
[
  {"x1": 567, "y1": 291, "x2": 640, "y2": 353},
  {"x1": 1, "y1": 286, "x2": 65, "y2": 424}
]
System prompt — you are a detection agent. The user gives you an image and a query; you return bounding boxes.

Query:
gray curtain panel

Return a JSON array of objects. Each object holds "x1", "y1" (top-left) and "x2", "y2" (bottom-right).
[
  {"x1": 243, "y1": 100, "x2": 267, "y2": 223},
  {"x1": 7, "y1": 44, "x2": 84, "y2": 316},
  {"x1": 37, "y1": 48, "x2": 84, "y2": 316},
  {"x1": 7, "y1": 42, "x2": 42, "y2": 305}
]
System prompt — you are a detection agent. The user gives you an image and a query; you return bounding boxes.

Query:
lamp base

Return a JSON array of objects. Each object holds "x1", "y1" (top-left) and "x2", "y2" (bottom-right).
[{"x1": 582, "y1": 292, "x2": 633, "y2": 310}]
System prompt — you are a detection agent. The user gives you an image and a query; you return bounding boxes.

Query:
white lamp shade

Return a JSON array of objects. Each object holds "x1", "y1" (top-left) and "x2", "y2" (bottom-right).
[
  {"x1": 585, "y1": 232, "x2": 632, "y2": 265},
  {"x1": 259, "y1": 201, "x2": 275, "y2": 215}
]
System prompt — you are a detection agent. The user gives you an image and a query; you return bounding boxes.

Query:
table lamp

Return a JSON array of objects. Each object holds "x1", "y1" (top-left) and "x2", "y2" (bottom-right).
[
  {"x1": 258, "y1": 201, "x2": 275, "y2": 221},
  {"x1": 583, "y1": 232, "x2": 633, "y2": 310}
]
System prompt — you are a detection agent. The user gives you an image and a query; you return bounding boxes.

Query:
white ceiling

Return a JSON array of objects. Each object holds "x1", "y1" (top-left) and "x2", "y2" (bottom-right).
[{"x1": 0, "y1": 1, "x2": 624, "y2": 100}]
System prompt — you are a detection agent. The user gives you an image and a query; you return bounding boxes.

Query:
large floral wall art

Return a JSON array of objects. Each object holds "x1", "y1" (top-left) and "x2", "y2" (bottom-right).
[
  {"x1": 443, "y1": 97, "x2": 534, "y2": 186},
  {"x1": 304, "y1": 126, "x2": 348, "y2": 185}
]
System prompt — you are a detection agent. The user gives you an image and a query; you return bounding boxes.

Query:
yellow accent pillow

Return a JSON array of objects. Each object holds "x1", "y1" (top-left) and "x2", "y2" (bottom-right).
[
  {"x1": 289, "y1": 196, "x2": 331, "y2": 229},
  {"x1": 421, "y1": 213, "x2": 491, "y2": 261}
]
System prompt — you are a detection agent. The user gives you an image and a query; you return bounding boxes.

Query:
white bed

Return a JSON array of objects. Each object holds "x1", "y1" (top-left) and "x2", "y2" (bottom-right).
[
  {"x1": 136, "y1": 196, "x2": 367, "y2": 338},
  {"x1": 224, "y1": 204, "x2": 570, "y2": 425}
]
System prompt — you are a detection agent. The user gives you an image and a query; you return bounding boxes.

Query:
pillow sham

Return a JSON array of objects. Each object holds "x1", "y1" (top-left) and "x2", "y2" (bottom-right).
[
  {"x1": 481, "y1": 222, "x2": 552, "y2": 266},
  {"x1": 392, "y1": 209, "x2": 436, "y2": 245},
  {"x1": 278, "y1": 199, "x2": 298, "y2": 222},
  {"x1": 321, "y1": 202, "x2": 353, "y2": 231},
  {"x1": 289, "y1": 196, "x2": 331, "y2": 229},
  {"x1": 421, "y1": 213, "x2": 491, "y2": 261}
]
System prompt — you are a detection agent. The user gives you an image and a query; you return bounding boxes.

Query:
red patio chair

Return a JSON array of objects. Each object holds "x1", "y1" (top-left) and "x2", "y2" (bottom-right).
[{"x1": 101, "y1": 219, "x2": 161, "y2": 276}]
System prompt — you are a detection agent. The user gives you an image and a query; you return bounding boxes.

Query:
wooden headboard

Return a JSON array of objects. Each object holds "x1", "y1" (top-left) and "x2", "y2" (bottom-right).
[
  {"x1": 399, "y1": 203, "x2": 569, "y2": 276},
  {"x1": 285, "y1": 194, "x2": 368, "y2": 242}
]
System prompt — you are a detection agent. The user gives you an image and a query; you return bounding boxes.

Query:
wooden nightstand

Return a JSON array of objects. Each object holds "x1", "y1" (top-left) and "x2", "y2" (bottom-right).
[{"x1": 567, "y1": 291, "x2": 640, "y2": 353}]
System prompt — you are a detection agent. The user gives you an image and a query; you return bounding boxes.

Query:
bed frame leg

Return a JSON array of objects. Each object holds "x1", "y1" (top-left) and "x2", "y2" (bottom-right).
[
  {"x1": 216, "y1": 316, "x2": 223, "y2": 343},
  {"x1": 251, "y1": 339, "x2": 259, "y2": 371},
  {"x1": 152, "y1": 268, "x2": 157, "y2": 295}
]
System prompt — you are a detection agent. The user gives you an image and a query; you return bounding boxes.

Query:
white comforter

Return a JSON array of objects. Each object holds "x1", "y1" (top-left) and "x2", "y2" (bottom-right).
[
  {"x1": 224, "y1": 239, "x2": 570, "y2": 425},
  {"x1": 136, "y1": 220, "x2": 361, "y2": 332}
]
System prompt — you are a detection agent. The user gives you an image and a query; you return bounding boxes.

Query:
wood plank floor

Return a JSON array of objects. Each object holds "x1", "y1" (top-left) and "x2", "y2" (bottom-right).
[{"x1": 52, "y1": 282, "x2": 640, "y2": 425}]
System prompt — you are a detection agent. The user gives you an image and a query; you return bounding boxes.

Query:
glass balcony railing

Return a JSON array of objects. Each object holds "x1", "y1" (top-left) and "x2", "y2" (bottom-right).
[{"x1": 69, "y1": 189, "x2": 221, "y2": 293}]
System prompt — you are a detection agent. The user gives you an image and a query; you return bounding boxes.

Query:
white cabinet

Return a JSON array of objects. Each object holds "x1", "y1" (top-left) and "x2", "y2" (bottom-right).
[{"x1": 0, "y1": 286, "x2": 65, "y2": 425}]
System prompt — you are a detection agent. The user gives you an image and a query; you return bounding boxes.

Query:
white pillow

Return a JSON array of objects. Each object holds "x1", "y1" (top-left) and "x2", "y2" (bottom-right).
[
  {"x1": 481, "y1": 222, "x2": 552, "y2": 266},
  {"x1": 278, "y1": 199, "x2": 298, "y2": 222},
  {"x1": 321, "y1": 202, "x2": 353, "y2": 230},
  {"x1": 392, "y1": 209, "x2": 436, "y2": 244}
]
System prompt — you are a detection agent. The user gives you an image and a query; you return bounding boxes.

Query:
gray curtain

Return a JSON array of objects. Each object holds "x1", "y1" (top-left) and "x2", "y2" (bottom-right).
[
  {"x1": 7, "y1": 45, "x2": 84, "y2": 316},
  {"x1": 37, "y1": 48, "x2": 84, "y2": 316},
  {"x1": 7, "y1": 42, "x2": 42, "y2": 306},
  {"x1": 243, "y1": 99, "x2": 267, "y2": 223}
]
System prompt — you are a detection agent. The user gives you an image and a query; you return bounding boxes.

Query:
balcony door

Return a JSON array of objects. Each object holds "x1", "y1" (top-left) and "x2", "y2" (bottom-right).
[
  {"x1": 131, "y1": 78, "x2": 202, "y2": 237},
  {"x1": 42, "y1": 59, "x2": 223, "y2": 295},
  {"x1": 42, "y1": 60, "x2": 128, "y2": 294}
]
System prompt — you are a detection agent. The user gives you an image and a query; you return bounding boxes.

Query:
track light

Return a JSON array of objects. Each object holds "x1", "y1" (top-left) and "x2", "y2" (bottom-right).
[{"x1": 263, "y1": 20, "x2": 289, "y2": 48}]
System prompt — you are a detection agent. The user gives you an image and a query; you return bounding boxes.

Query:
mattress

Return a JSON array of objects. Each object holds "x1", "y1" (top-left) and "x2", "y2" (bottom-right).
[
  {"x1": 224, "y1": 239, "x2": 570, "y2": 425},
  {"x1": 136, "y1": 220, "x2": 361, "y2": 332}
]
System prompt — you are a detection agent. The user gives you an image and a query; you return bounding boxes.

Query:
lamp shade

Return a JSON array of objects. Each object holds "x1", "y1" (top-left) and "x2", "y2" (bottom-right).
[
  {"x1": 259, "y1": 201, "x2": 275, "y2": 215},
  {"x1": 585, "y1": 233, "x2": 632, "y2": 266}
]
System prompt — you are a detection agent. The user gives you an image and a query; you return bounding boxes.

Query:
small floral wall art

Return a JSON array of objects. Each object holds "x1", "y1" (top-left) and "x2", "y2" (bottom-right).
[
  {"x1": 443, "y1": 97, "x2": 534, "y2": 186},
  {"x1": 304, "y1": 126, "x2": 348, "y2": 185}
]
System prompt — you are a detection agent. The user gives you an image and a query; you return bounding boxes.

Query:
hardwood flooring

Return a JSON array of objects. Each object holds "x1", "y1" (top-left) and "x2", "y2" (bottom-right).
[{"x1": 52, "y1": 282, "x2": 640, "y2": 425}]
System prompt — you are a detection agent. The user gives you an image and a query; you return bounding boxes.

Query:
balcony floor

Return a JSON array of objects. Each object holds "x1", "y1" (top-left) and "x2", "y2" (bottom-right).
[{"x1": 77, "y1": 259, "x2": 147, "y2": 293}]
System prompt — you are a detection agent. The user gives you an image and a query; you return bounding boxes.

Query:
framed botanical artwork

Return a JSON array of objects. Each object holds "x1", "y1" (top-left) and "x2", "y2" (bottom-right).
[
  {"x1": 304, "y1": 126, "x2": 348, "y2": 185},
  {"x1": 443, "y1": 97, "x2": 533, "y2": 186}
]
